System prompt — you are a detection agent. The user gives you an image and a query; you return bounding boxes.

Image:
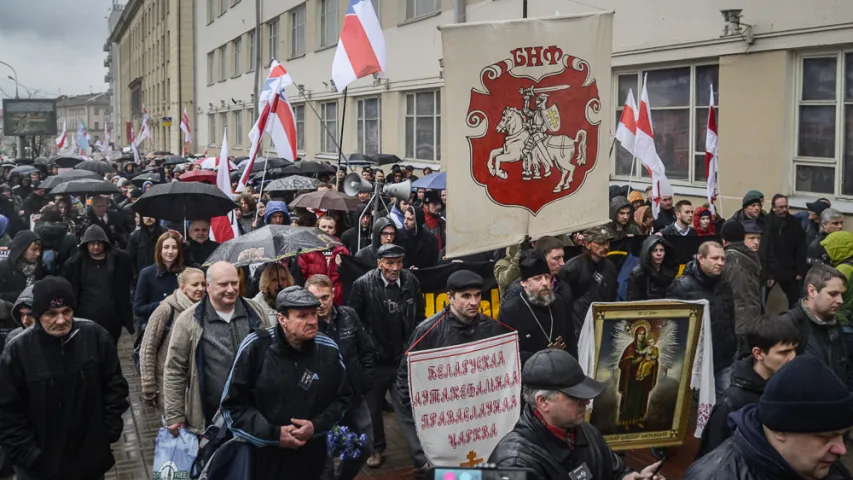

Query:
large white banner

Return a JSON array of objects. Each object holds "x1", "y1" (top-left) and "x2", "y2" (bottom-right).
[
  {"x1": 442, "y1": 13, "x2": 613, "y2": 258},
  {"x1": 408, "y1": 332, "x2": 521, "y2": 467}
]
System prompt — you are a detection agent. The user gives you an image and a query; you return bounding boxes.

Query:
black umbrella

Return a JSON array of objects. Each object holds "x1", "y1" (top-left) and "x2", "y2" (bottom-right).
[
  {"x1": 33, "y1": 157, "x2": 50, "y2": 166},
  {"x1": 247, "y1": 157, "x2": 293, "y2": 173},
  {"x1": 162, "y1": 155, "x2": 189, "y2": 166},
  {"x1": 74, "y1": 160, "x2": 115, "y2": 174},
  {"x1": 9, "y1": 165, "x2": 37, "y2": 176},
  {"x1": 40, "y1": 170, "x2": 102, "y2": 190},
  {"x1": 50, "y1": 155, "x2": 85, "y2": 168},
  {"x1": 249, "y1": 166, "x2": 292, "y2": 182},
  {"x1": 132, "y1": 182, "x2": 236, "y2": 222},
  {"x1": 290, "y1": 190, "x2": 362, "y2": 211},
  {"x1": 203, "y1": 225, "x2": 342, "y2": 267},
  {"x1": 265, "y1": 175, "x2": 321, "y2": 193},
  {"x1": 131, "y1": 172, "x2": 163, "y2": 187},
  {"x1": 371, "y1": 153, "x2": 403, "y2": 166},
  {"x1": 281, "y1": 161, "x2": 336, "y2": 175},
  {"x1": 0, "y1": 162, "x2": 15, "y2": 169},
  {"x1": 50, "y1": 179, "x2": 121, "y2": 196},
  {"x1": 14, "y1": 158, "x2": 34, "y2": 165},
  {"x1": 341, "y1": 153, "x2": 376, "y2": 169}
]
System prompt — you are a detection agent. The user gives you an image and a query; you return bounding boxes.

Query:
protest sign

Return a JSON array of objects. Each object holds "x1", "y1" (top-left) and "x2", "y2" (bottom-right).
[{"x1": 407, "y1": 332, "x2": 521, "y2": 466}]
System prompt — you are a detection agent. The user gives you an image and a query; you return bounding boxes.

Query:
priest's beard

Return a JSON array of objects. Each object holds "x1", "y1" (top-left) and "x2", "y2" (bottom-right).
[{"x1": 525, "y1": 288, "x2": 555, "y2": 307}]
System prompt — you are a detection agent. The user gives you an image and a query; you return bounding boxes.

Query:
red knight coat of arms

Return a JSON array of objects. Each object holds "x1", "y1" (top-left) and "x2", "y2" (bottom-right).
[{"x1": 466, "y1": 46, "x2": 601, "y2": 215}]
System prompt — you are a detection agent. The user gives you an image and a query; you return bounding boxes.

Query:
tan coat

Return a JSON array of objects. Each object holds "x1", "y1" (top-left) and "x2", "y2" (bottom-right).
[{"x1": 162, "y1": 296, "x2": 271, "y2": 433}]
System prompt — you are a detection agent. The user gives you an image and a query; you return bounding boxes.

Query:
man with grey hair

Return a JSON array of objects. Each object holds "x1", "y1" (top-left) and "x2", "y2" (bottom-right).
[
  {"x1": 490, "y1": 349, "x2": 664, "y2": 479},
  {"x1": 163, "y1": 261, "x2": 272, "y2": 435},
  {"x1": 807, "y1": 207, "x2": 844, "y2": 267}
]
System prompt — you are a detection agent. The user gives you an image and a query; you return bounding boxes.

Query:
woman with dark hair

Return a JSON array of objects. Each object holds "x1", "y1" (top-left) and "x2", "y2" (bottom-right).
[
  {"x1": 133, "y1": 231, "x2": 185, "y2": 328},
  {"x1": 627, "y1": 236, "x2": 677, "y2": 301},
  {"x1": 237, "y1": 193, "x2": 257, "y2": 233}
]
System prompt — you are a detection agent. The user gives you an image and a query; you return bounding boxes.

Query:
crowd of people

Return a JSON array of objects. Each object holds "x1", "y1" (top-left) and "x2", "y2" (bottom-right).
[{"x1": 0, "y1": 155, "x2": 851, "y2": 480}]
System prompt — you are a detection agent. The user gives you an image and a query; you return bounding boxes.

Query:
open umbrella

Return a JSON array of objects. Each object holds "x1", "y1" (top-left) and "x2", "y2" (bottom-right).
[
  {"x1": 9, "y1": 165, "x2": 37, "y2": 176},
  {"x1": 370, "y1": 153, "x2": 403, "y2": 166},
  {"x1": 281, "y1": 161, "x2": 336, "y2": 175},
  {"x1": 242, "y1": 157, "x2": 293, "y2": 173},
  {"x1": 131, "y1": 172, "x2": 163, "y2": 187},
  {"x1": 203, "y1": 225, "x2": 342, "y2": 267},
  {"x1": 33, "y1": 157, "x2": 50, "y2": 166},
  {"x1": 411, "y1": 171, "x2": 446, "y2": 190},
  {"x1": 50, "y1": 155, "x2": 85, "y2": 168},
  {"x1": 74, "y1": 160, "x2": 115, "y2": 175},
  {"x1": 290, "y1": 190, "x2": 362, "y2": 211},
  {"x1": 40, "y1": 170, "x2": 102, "y2": 190},
  {"x1": 50, "y1": 179, "x2": 121, "y2": 196},
  {"x1": 249, "y1": 166, "x2": 292, "y2": 182},
  {"x1": 341, "y1": 153, "x2": 376, "y2": 168},
  {"x1": 132, "y1": 181, "x2": 236, "y2": 222},
  {"x1": 14, "y1": 158, "x2": 34, "y2": 165},
  {"x1": 195, "y1": 157, "x2": 237, "y2": 170},
  {"x1": 163, "y1": 155, "x2": 189, "y2": 166},
  {"x1": 265, "y1": 175, "x2": 321, "y2": 193},
  {"x1": 179, "y1": 170, "x2": 217, "y2": 184}
]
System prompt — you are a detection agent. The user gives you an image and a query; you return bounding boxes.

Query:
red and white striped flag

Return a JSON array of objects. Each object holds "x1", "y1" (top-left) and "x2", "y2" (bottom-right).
[
  {"x1": 615, "y1": 89, "x2": 637, "y2": 156},
  {"x1": 180, "y1": 109, "x2": 192, "y2": 156},
  {"x1": 331, "y1": 0, "x2": 386, "y2": 92},
  {"x1": 130, "y1": 126, "x2": 142, "y2": 164},
  {"x1": 210, "y1": 128, "x2": 239, "y2": 242},
  {"x1": 55, "y1": 120, "x2": 67, "y2": 150},
  {"x1": 705, "y1": 84, "x2": 719, "y2": 215},
  {"x1": 635, "y1": 75, "x2": 670, "y2": 219}
]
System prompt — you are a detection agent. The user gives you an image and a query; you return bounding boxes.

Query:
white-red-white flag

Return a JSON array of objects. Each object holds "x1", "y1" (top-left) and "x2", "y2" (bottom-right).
[
  {"x1": 635, "y1": 75, "x2": 670, "y2": 220},
  {"x1": 180, "y1": 109, "x2": 192, "y2": 156},
  {"x1": 55, "y1": 120, "x2": 68, "y2": 150},
  {"x1": 615, "y1": 89, "x2": 637, "y2": 156},
  {"x1": 210, "y1": 128, "x2": 239, "y2": 242},
  {"x1": 705, "y1": 84, "x2": 719, "y2": 215},
  {"x1": 130, "y1": 126, "x2": 141, "y2": 164}
]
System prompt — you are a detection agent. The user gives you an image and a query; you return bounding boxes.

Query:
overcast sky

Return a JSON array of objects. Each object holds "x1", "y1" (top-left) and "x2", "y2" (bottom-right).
[{"x1": 0, "y1": 0, "x2": 111, "y2": 100}]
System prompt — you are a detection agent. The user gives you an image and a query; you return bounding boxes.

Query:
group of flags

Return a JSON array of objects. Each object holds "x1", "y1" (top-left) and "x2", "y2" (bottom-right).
[{"x1": 615, "y1": 78, "x2": 719, "y2": 218}]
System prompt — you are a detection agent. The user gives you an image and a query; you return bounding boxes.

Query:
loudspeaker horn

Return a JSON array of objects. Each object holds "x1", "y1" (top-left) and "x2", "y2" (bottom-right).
[
  {"x1": 383, "y1": 180, "x2": 412, "y2": 203},
  {"x1": 344, "y1": 172, "x2": 373, "y2": 196}
]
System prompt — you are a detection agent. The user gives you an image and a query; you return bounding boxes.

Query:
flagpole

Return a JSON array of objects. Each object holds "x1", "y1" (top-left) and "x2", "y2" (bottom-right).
[{"x1": 335, "y1": 87, "x2": 348, "y2": 173}]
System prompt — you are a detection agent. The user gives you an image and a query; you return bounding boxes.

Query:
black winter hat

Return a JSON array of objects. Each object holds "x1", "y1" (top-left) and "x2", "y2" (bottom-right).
[
  {"x1": 519, "y1": 250, "x2": 550, "y2": 280},
  {"x1": 721, "y1": 220, "x2": 745, "y2": 243},
  {"x1": 759, "y1": 355, "x2": 853, "y2": 433},
  {"x1": 31, "y1": 276, "x2": 76, "y2": 321},
  {"x1": 742, "y1": 191, "x2": 763, "y2": 209},
  {"x1": 423, "y1": 190, "x2": 442, "y2": 205}
]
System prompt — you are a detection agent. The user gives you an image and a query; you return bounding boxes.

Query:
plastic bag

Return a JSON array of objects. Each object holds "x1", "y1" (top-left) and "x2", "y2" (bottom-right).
[{"x1": 153, "y1": 427, "x2": 199, "y2": 480}]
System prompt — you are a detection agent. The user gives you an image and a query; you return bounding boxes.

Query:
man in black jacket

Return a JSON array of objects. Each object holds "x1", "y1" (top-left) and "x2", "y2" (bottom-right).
[
  {"x1": 220, "y1": 286, "x2": 351, "y2": 480},
  {"x1": 86, "y1": 195, "x2": 127, "y2": 249},
  {"x1": 764, "y1": 194, "x2": 806, "y2": 308},
  {"x1": 61, "y1": 225, "x2": 134, "y2": 345},
  {"x1": 685, "y1": 355, "x2": 853, "y2": 480},
  {"x1": 183, "y1": 219, "x2": 219, "y2": 267},
  {"x1": 395, "y1": 270, "x2": 511, "y2": 473},
  {"x1": 306, "y1": 275, "x2": 375, "y2": 480},
  {"x1": 560, "y1": 226, "x2": 617, "y2": 338},
  {"x1": 400, "y1": 207, "x2": 438, "y2": 269},
  {"x1": 668, "y1": 241, "x2": 736, "y2": 395},
  {"x1": 696, "y1": 315, "x2": 799, "y2": 458},
  {"x1": 0, "y1": 276, "x2": 129, "y2": 480},
  {"x1": 0, "y1": 231, "x2": 44, "y2": 304},
  {"x1": 807, "y1": 207, "x2": 843, "y2": 267},
  {"x1": 126, "y1": 215, "x2": 167, "y2": 278},
  {"x1": 341, "y1": 204, "x2": 372, "y2": 255},
  {"x1": 490, "y1": 349, "x2": 662, "y2": 480},
  {"x1": 348, "y1": 244, "x2": 424, "y2": 468},
  {"x1": 355, "y1": 216, "x2": 398, "y2": 266}
]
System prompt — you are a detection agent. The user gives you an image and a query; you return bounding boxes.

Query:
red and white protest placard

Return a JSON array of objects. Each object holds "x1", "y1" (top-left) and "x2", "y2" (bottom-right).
[{"x1": 407, "y1": 332, "x2": 521, "y2": 467}]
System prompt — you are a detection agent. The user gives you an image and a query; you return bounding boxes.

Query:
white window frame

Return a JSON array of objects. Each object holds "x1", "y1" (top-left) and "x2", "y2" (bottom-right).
[
  {"x1": 290, "y1": 5, "x2": 306, "y2": 58},
  {"x1": 233, "y1": 110, "x2": 243, "y2": 145},
  {"x1": 611, "y1": 63, "x2": 719, "y2": 186},
  {"x1": 357, "y1": 97, "x2": 381, "y2": 155},
  {"x1": 207, "y1": 52, "x2": 214, "y2": 84},
  {"x1": 320, "y1": 101, "x2": 338, "y2": 154},
  {"x1": 268, "y1": 18, "x2": 279, "y2": 63},
  {"x1": 232, "y1": 37, "x2": 242, "y2": 76},
  {"x1": 208, "y1": 113, "x2": 216, "y2": 145},
  {"x1": 246, "y1": 30, "x2": 256, "y2": 72},
  {"x1": 405, "y1": 0, "x2": 439, "y2": 20},
  {"x1": 320, "y1": 0, "x2": 338, "y2": 48},
  {"x1": 793, "y1": 50, "x2": 853, "y2": 198},
  {"x1": 293, "y1": 104, "x2": 305, "y2": 153},
  {"x1": 405, "y1": 90, "x2": 441, "y2": 161}
]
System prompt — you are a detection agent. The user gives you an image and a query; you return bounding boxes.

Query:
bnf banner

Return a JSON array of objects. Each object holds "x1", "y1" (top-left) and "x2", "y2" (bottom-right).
[
  {"x1": 408, "y1": 332, "x2": 522, "y2": 466},
  {"x1": 441, "y1": 13, "x2": 613, "y2": 258}
]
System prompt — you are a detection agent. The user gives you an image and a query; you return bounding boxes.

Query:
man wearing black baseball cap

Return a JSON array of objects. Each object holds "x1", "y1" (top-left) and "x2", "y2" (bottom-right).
[{"x1": 490, "y1": 349, "x2": 663, "y2": 479}]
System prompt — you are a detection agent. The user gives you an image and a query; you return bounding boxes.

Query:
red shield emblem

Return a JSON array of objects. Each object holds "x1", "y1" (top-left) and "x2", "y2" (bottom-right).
[{"x1": 467, "y1": 47, "x2": 601, "y2": 215}]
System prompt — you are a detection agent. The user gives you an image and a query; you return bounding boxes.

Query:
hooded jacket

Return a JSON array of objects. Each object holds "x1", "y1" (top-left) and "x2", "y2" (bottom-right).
[
  {"x1": 606, "y1": 196, "x2": 641, "y2": 240},
  {"x1": 262, "y1": 200, "x2": 290, "y2": 225},
  {"x1": 400, "y1": 217, "x2": 439, "y2": 269},
  {"x1": 86, "y1": 207, "x2": 128, "y2": 249},
  {"x1": 668, "y1": 260, "x2": 737, "y2": 370},
  {"x1": 354, "y1": 216, "x2": 397, "y2": 266},
  {"x1": 61, "y1": 225, "x2": 134, "y2": 339},
  {"x1": 696, "y1": 357, "x2": 766, "y2": 458},
  {"x1": 126, "y1": 222, "x2": 168, "y2": 277},
  {"x1": 692, "y1": 206, "x2": 717, "y2": 236},
  {"x1": 297, "y1": 243, "x2": 350, "y2": 305},
  {"x1": 0, "y1": 317, "x2": 130, "y2": 480},
  {"x1": 822, "y1": 231, "x2": 853, "y2": 326},
  {"x1": 0, "y1": 285, "x2": 32, "y2": 353},
  {"x1": 627, "y1": 236, "x2": 676, "y2": 301},
  {"x1": 0, "y1": 231, "x2": 45, "y2": 303},
  {"x1": 685, "y1": 405, "x2": 851, "y2": 480},
  {"x1": 724, "y1": 242, "x2": 763, "y2": 335},
  {"x1": 33, "y1": 220, "x2": 77, "y2": 275}
]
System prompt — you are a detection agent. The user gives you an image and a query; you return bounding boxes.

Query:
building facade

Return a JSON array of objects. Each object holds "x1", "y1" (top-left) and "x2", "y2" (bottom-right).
[
  {"x1": 110, "y1": 0, "x2": 194, "y2": 153},
  {"x1": 56, "y1": 93, "x2": 112, "y2": 146},
  {"x1": 196, "y1": 0, "x2": 853, "y2": 213},
  {"x1": 105, "y1": 1, "x2": 126, "y2": 142}
]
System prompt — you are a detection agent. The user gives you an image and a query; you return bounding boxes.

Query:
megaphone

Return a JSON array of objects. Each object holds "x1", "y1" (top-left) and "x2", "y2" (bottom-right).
[
  {"x1": 344, "y1": 172, "x2": 373, "y2": 196},
  {"x1": 383, "y1": 180, "x2": 412, "y2": 203}
]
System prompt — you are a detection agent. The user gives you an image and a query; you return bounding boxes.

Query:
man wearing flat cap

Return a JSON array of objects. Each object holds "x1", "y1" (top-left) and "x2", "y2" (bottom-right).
[
  {"x1": 490, "y1": 349, "x2": 663, "y2": 480},
  {"x1": 685, "y1": 355, "x2": 853, "y2": 480},
  {"x1": 499, "y1": 250, "x2": 576, "y2": 363},
  {"x1": 394, "y1": 269, "x2": 511, "y2": 472},
  {"x1": 560, "y1": 226, "x2": 618, "y2": 338},
  {"x1": 220, "y1": 286, "x2": 352, "y2": 480},
  {"x1": 348, "y1": 244, "x2": 424, "y2": 468}
]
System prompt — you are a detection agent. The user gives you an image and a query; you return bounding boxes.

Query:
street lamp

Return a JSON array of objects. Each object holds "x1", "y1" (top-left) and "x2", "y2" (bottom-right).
[{"x1": 0, "y1": 60, "x2": 18, "y2": 98}]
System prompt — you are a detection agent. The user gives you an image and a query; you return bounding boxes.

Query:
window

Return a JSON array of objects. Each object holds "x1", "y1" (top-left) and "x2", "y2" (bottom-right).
[
  {"x1": 293, "y1": 104, "x2": 305, "y2": 152},
  {"x1": 406, "y1": 0, "x2": 439, "y2": 20},
  {"x1": 247, "y1": 30, "x2": 256, "y2": 72},
  {"x1": 613, "y1": 64, "x2": 719, "y2": 184},
  {"x1": 357, "y1": 97, "x2": 381, "y2": 155},
  {"x1": 794, "y1": 52, "x2": 853, "y2": 196},
  {"x1": 219, "y1": 0, "x2": 227, "y2": 16},
  {"x1": 405, "y1": 90, "x2": 441, "y2": 161},
  {"x1": 94, "y1": 108, "x2": 100, "y2": 115},
  {"x1": 218, "y1": 47, "x2": 227, "y2": 81},
  {"x1": 220, "y1": 113, "x2": 228, "y2": 142},
  {"x1": 290, "y1": 5, "x2": 306, "y2": 58},
  {"x1": 320, "y1": 101, "x2": 338, "y2": 153},
  {"x1": 245, "y1": 108, "x2": 255, "y2": 139},
  {"x1": 233, "y1": 111, "x2": 243, "y2": 145},
  {"x1": 267, "y1": 18, "x2": 279, "y2": 63},
  {"x1": 208, "y1": 113, "x2": 216, "y2": 144},
  {"x1": 233, "y1": 37, "x2": 242, "y2": 76},
  {"x1": 207, "y1": 52, "x2": 214, "y2": 84},
  {"x1": 320, "y1": 0, "x2": 338, "y2": 48},
  {"x1": 94, "y1": 122, "x2": 100, "y2": 130},
  {"x1": 207, "y1": 0, "x2": 214, "y2": 23}
]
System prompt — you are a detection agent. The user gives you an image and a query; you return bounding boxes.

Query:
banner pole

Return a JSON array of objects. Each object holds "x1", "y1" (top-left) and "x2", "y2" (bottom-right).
[{"x1": 335, "y1": 87, "x2": 349, "y2": 173}]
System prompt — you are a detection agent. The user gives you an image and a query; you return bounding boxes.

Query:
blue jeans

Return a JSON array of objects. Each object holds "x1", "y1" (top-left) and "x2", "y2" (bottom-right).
[{"x1": 715, "y1": 365, "x2": 733, "y2": 397}]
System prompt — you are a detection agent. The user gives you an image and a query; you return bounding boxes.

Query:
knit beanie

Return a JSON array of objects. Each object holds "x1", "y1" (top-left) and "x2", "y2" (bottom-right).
[
  {"x1": 31, "y1": 276, "x2": 77, "y2": 320},
  {"x1": 742, "y1": 190, "x2": 763, "y2": 209},
  {"x1": 721, "y1": 220, "x2": 745, "y2": 243},
  {"x1": 759, "y1": 355, "x2": 853, "y2": 433},
  {"x1": 519, "y1": 250, "x2": 550, "y2": 280}
]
